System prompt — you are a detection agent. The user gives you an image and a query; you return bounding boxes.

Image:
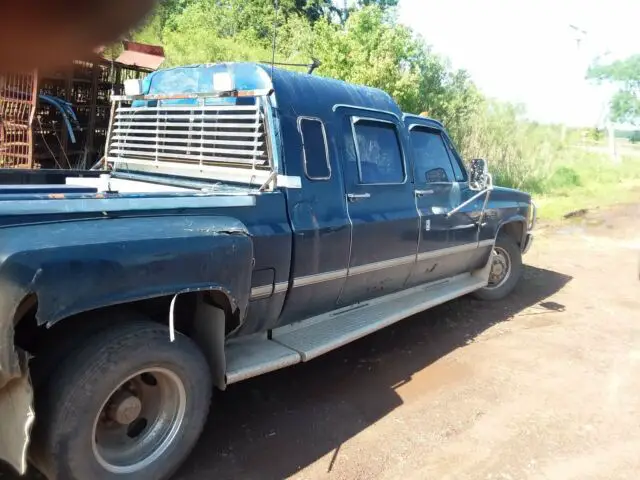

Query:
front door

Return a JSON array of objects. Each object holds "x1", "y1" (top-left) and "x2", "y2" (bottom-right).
[
  {"x1": 405, "y1": 123, "x2": 486, "y2": 287},
  {"x1": 337, "y1": 112, "x2": 419, "y2": 306}
]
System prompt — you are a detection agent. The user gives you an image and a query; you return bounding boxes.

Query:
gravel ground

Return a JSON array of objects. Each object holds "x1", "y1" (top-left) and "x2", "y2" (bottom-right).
[{"x1": 3, "y1": 203, "x2": 640, "y2": 480}]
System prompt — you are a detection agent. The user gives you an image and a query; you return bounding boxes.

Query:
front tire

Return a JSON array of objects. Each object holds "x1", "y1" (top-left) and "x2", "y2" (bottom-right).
[
  {"x1": 472, "y1": 233, "x2": 523, "y2": 301},
  {"x1": 31, "y1": 319, "x2": 212, "y2": 480}
]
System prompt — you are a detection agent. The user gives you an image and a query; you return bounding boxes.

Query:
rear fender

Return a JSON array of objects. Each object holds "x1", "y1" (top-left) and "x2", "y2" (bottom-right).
[{"x1": 0, "y1": 214, "x2": 253, "y2": 473}]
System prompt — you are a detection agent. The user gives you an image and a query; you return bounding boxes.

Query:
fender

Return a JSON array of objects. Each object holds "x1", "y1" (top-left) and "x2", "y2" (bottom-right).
[
  {"x1": 0, "y1": 214, "x2": 253, "y2": 474},
  {"x1": 0, "y1": 214, "x2": 253, "y2": 384},
  {"x1": 496, "y1": 214, "x2": 528, "y2": 248}
]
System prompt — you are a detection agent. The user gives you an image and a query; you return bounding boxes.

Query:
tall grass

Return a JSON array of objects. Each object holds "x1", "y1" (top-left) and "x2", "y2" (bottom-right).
[{"x1": 454, "y1": 100, "x2": 640, "y2": 195}]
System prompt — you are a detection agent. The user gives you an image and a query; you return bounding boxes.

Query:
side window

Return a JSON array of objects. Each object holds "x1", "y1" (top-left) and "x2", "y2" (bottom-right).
[
  {"x1": 299, "y1": 118, "x2": 331, "y2": 180},
  {"x1": 409, "y1": 127, "x2": 457, "y2": 183},
  {"x1": 352, "y1": 119, "x2": 405, "y2": 184}
]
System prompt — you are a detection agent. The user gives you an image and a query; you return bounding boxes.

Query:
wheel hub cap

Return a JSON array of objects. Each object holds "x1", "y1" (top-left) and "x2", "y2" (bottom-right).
[
  {"x1": 108, "y1": 391, "x2": 142, "y2": 425},
  {"x1": 92, "y1": 368, "x2": 187, "y2": 474}
]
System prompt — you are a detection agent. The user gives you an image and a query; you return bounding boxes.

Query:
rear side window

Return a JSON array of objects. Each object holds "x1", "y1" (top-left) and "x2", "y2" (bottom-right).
[
  {"x1": 353, "y1": 119, "x2": 405, "y2": 184},
  {"x1": 299, "y1": 118, "x2": 330, "y2": 180},
  {"x1": 409, "y1": 128, "x2": 456, "y2": 183}
]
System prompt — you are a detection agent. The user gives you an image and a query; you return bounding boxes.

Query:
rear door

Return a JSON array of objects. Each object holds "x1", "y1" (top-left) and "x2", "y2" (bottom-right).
[
  {"x1": 406, "y1": 122, "x2": 486, "y2": 287},
  {"x1": 337, "y1": 110, "x2": 419, "y2": 306}
]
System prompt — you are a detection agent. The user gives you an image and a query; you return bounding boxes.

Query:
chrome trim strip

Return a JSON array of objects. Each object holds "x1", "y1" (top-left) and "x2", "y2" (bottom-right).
[
  {"x1": 252, "y1": 242, "x2": 484, "y2": 299},
  {"x1": 250, "y1": 281, "x2": 289, "y2": 300},
  {"x1": 250, "y1": 285, "x2": 273, "y2": 299},
  {"x1": 293, "y1": 269, "x2": 348, "y2": 288},
  {"x1": 332, "y1": 104, "x2": 401, "y2": 121},
  {"x1": 349, "y1": 254, "x2": 415, "y2": 276},
  {"x1": 274, "y1": 281, "x2": 289, "y2": 293},
  {"x1": 3, "y1": 193, "x2": 256, "y2": 216},
  {"x1": 417, "y1": 242, "x2": 484, "y2": 262}
]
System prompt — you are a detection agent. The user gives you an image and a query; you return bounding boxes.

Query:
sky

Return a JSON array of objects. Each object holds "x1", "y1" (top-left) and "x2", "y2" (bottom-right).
[{"x1": 397, "y1": 0, "x2": 640, "y2": 127}]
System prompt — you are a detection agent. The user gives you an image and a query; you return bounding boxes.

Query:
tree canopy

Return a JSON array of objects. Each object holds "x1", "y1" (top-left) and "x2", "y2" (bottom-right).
[
  {"x1": 134, "y1": 0, "x2": 481, "y2": 143},
  {"x1": 588, "y1": 55, "x2": 640, "y2": 124}
]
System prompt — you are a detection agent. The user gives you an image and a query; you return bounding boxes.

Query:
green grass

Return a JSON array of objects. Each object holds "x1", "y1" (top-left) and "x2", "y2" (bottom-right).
[
  {"x1": 488, "y1": 147, "x2": 640, "y2": 221},
  {"x1": 535, "y1": 178, "x2": 640, "y2": 221}
]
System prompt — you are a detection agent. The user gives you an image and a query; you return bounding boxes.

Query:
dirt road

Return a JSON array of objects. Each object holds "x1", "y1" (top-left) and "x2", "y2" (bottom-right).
[{"x1": 3, "y1": 203, "x2": 640, "y2": 480}]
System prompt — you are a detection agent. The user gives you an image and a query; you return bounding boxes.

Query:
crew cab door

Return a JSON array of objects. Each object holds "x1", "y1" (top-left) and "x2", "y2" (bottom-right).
[
  {"x1": 337, "y1": 110, "x2": 419, "y2": 306},
  {"x1": 405, "y1": 121, "x2": 488, "y2": 287}
]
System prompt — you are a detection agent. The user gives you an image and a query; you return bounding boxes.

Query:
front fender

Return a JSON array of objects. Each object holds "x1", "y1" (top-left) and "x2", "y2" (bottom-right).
[
  {"x1": 497, "y1": 214, "x2": 528, "y2": 246},
  {"x1": 0, "y1": 214, "x2": 253, "y2": 474}
]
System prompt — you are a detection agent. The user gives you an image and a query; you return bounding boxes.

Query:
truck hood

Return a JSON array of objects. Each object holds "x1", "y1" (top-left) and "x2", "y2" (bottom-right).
[{"x1": 491, "y1": 186, "x2": 532, "y2": 204}]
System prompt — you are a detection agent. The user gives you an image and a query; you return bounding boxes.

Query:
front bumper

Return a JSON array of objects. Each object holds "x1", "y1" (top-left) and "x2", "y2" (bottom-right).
[{"x1": 522, "y1": 232, "x2": 534, "y2": 254}]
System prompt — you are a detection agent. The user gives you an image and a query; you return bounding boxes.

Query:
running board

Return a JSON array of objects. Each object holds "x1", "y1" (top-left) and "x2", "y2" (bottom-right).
[{"x1": 225, "y1": 271, "x2": 487, "y2": 385}]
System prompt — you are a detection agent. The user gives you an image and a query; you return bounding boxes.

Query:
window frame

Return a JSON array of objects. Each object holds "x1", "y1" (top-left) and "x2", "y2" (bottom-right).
[
  {"x1": 298, "y1": 116, "x2": 332, "y2": 181},
  {"x1": 441, "y1": 132, "x2": 468, "y2": 182},
  {"x1": 350, "y1": 116, "x2": 407, "y2": 186},
  {"x1": 407, "y1": 124, "x2": 460, "y2": 185}
]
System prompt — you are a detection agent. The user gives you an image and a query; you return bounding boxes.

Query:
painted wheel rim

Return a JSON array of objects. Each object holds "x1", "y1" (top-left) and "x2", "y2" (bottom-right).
[{"x1": 92, "y1": 367, "x2": 186, "y2": 474}]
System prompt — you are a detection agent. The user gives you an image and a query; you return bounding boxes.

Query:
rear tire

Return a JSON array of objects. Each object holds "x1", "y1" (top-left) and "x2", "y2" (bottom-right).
[
  {"x1": 472, "y1": 233, "x2": 523, "y2": 301},
  {"x1": 31, "y1": 318, "x2": 211, "y2": 480}
]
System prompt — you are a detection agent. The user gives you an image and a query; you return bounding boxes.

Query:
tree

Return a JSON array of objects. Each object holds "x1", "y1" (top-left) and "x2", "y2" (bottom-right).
[{"x1": 588, "y1": 55, "x2": 640, "y2": 124}]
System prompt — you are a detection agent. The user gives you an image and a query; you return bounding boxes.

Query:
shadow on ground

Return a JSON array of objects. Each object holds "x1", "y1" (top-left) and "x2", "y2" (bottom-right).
[
  {"x1": 0, "y1": 266, "x2": 571, "y2": 480},
  {"x1": 175, "y1": 265, "x2": 571, "y2": 480}
]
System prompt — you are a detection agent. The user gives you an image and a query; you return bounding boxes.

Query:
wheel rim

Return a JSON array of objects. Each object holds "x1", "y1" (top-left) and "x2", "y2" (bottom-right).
[
  {"x1": 92, "y1": 367, "x2": 186, "y2": 474},
  {"x1": 486, "y1": 246, "x2": 511, "y2": 289}
]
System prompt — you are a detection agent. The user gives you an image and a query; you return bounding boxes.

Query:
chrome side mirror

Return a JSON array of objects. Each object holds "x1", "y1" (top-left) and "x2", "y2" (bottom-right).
[{"x1": 469, "y1": 158, "x2": 489, "y2": 191}]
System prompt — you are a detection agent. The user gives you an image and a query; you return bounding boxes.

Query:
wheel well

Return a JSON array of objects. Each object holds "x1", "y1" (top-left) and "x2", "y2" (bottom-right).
[
  {"x1": 499, "y1": 221, "x2": 525, "y2": 247},
  {"x1": 13, "y1": 289, "x2": 238, "y2": 365}
]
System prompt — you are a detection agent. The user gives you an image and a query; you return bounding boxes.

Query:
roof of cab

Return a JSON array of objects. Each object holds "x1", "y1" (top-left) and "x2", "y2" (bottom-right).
[
  {"x1": 265, "y1": 64, "x2": 402, "y2": 119},
  {"x1": 142, "y1": 62, "x2": 403, "y2": 120}
]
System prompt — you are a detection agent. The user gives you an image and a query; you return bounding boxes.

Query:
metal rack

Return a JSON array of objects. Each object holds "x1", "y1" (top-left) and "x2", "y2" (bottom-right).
[{"x1": 0, "y1": 42, "x2": 164, "y2": 170}]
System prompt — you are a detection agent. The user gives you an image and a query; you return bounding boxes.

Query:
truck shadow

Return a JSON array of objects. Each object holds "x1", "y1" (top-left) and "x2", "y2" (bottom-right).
[
  {"x1": 175, "y1": 265, "x2": 572, "y2": 480},
  {"x1": 0, "y1": 265, "x2": 571, "y2": 480}
]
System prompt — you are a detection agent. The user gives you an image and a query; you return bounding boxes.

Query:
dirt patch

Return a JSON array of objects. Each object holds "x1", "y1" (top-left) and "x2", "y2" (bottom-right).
[{"x1": 2, "y1": 204, "x2": 639, "y2": 480}]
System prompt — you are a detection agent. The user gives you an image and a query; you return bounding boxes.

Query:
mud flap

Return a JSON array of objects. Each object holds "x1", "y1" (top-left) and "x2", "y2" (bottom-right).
[{"x1": 0, "y1": 350, "x2": 34, "y2": 475}]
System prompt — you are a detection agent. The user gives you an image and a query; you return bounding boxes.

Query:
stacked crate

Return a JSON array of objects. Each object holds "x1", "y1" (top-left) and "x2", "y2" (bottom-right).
[
  {"x1": 0, "y1": 72, "x2": 37, "y2": 168},
  {"x1": 0, "y1": 42, "x2": 163, "y2": 170}
]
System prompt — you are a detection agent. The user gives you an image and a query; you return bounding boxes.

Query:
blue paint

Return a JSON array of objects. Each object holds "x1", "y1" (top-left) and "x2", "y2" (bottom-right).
[{"x1": 0, "y1": 62, "x2": 533, "y2": 353}]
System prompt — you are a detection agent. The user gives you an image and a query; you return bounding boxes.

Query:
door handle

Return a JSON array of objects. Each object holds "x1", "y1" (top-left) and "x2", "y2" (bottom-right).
[
  {"x1": 415, "y1": 189, "x2": 434, "y2": 197},
  {"x1": 347, "y1": 193, "x2": 371, "y2": 202}
]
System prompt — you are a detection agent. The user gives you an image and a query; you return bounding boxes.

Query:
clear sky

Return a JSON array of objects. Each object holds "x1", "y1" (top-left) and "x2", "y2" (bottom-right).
[{"x1": 397, "y1": 0, "x2": 640, "y2": 127}]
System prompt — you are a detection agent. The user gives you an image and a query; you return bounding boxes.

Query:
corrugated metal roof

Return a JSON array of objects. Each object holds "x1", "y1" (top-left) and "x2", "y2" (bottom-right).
[
  {"x1": 115, "y1": 50, "x2": 165, "y2": 71},
  {"x1": 115, "y1": 41, "x2": 165, "y2": 71}
]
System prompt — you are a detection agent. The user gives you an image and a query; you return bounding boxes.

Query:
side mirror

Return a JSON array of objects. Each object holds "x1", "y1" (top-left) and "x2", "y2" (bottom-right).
[{"x1": 469, "y1": 158, "x2": 489, "y2": 191}]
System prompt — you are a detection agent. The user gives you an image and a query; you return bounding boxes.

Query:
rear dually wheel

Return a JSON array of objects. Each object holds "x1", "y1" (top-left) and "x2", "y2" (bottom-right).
[{"x1": 31, "y1": 318, "x2": 212, "y2": 480}]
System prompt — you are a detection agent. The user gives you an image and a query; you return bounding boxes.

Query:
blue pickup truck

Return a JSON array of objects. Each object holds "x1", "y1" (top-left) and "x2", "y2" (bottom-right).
[{"x1": 0, "y1": 62, "x2": 534, "y2": 479}]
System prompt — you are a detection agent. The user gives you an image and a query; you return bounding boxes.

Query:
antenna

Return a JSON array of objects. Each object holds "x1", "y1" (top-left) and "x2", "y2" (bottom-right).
[{"x1": 271, "y1": 0, "x2": 280, "y2": 78}]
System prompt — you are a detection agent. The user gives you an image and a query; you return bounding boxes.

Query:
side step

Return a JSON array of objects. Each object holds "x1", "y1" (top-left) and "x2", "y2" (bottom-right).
[{"x1": 225, "y1": 272, "x2": 486, "y2": 385}]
